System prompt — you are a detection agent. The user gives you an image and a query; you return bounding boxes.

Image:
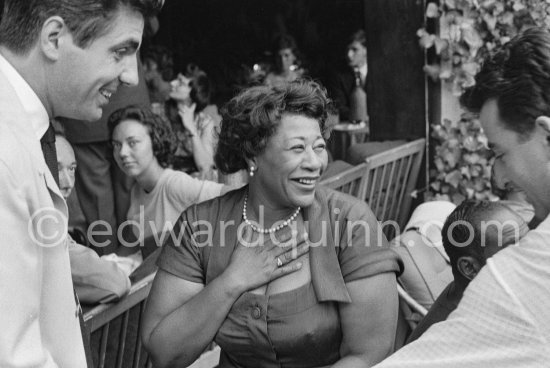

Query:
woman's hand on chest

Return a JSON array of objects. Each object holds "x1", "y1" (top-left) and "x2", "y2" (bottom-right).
[{"x1": 222, "y1": 223, "x2": 310, "y2": 295}]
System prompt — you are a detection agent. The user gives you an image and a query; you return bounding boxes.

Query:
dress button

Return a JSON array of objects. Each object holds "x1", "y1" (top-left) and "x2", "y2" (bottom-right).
[{"x1": 252, "y1": 306, "x2": 262, "y2": 319}]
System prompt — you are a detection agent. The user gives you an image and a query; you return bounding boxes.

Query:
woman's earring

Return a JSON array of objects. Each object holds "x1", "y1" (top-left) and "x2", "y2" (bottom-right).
[{"x1": 249, "y1": 166, "x2": 256, "y2": 177}]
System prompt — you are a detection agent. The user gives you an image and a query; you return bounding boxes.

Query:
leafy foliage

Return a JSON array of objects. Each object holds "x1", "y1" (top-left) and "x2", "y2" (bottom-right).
[
  {"x1": 420, "y1": 0, "x2": 550, "y2": 203},
  {"x1": 430, "y1": 112, "x2": 497, "y2": 203}
]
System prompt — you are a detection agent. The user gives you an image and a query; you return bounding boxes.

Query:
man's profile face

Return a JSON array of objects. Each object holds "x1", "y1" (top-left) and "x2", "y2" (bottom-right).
[
  {"x1": 347, "y1": 41, "x2": 367, "y2": 69},
  {"x1": 480, "y1": 99, "x2": 550, "y2": 218},
  {"x1": 492, "y1": 159, "x2": 531, "y2": 204},
  {"x1": 52, "y1": 6, "x2": 144, "y2": 122}
]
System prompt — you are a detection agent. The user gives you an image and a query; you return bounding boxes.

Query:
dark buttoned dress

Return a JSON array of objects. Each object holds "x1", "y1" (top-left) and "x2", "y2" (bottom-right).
[{"x1": 157, "y1": 186, "x2": 402, "y2": 368}]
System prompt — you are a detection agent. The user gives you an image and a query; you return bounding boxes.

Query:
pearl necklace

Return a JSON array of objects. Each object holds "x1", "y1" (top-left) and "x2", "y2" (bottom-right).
[{"x1": 242, "y1": 194, "x2": 301, "y2": 234}]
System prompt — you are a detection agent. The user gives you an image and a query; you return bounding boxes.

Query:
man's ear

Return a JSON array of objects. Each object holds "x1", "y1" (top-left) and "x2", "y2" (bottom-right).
[
  {"x1": 456, "y1": 256, "x2": 482, "y2": 281},
  {"x1": 535, "y1": 116, "x2": 550, "y2": 145},
  {"x1": 39, "y1": 16, "x2": 67, "y2": 61}
]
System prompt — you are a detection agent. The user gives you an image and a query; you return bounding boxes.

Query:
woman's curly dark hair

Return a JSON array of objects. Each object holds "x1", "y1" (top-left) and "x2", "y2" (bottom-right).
[
  {"x1": 215, "y1": 78, "x2": 332, "y2": 174},
  {"x1": 108, "y1": 105, "x2": 177, "y2": 168},
  {"x1": 187, "y1": 63, "x2": 212, "y2": 112},
  {"x1": 165, "y1": 65, "x2": 212, "y2": 122}
]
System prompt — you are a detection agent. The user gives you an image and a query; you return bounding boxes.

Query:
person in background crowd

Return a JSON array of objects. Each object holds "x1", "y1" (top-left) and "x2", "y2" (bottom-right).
[
  {"x1": 109, "y1": 105, "x2": 232, "y2": 259},
  {"x1": 264, "y1": 34, "x2": 305, "y2": 87},
  {"x1": 142, "y1": 44, "x2": 174, "y2": 104},
  {"x1": 406, "y1": 200, "x2": 528, "y2": 343},
  {"x1": 165, "y1": 65, "x2": 221, "y2": 178},
  {"x1": 59, "y1": 56, "x2": 151, "y2": 255},
  {"x1": 142, "y1": 79, "x2": 401, "y2": 368},
  {"x1": 55, "y1": 134, "x2": 131, "y2": 304},
  {"x1": 374, "y1": 27, "x2": 550, "y2": 368},
  {"x1": 0, "y1": 0, "x2": 161, "y2": 366},
  {"x1": 328, "y1": 29, "x2": 368, "y2": 121}
]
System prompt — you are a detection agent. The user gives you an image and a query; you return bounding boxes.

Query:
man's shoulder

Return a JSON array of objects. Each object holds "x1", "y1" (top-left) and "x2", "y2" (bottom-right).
[
  {"x1": 489, "y1": 216, "x2": 550, "y2": 275},
  {"x1": 0, "y1": 72, "x2": 28, "y2": 146},
  {"x1": 0, "y1": 119, "x2": 32, "y2": 170},
  {"x1": 476, "y1": 216, "x2": 550, "y2": 310}
]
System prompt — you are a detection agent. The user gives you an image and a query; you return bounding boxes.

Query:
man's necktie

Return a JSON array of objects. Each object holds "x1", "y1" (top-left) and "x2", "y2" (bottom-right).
[
  {"x1": 354, "y1": 69, "x2": 366, "y2": 89},
  {"x1": 40, "y1": 123, "x2": 59, "y2": 186},
  {"x1": 39, "y1": 122, "x2": 94, "y2": 367}
]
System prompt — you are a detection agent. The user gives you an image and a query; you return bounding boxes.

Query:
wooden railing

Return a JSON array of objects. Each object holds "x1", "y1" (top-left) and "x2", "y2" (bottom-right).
[
  {"x1": 318, "y1": 162, "x2": 368, "y2": 198},
  {"x1": 83, "y1": 273, "x2": 155, "y2": 368},
  {"x1": 361, "y1": 138, "x2": 425, "y2": 238},
  {"x1": 320, "y1": 139, "x2": 427, "y2": 343},
  {"x1": 83, "y1": 271, "x2": 220, "y2": 368},
  {"x1": 321, "y1": 139, "x2": 425, "y2": 240}
]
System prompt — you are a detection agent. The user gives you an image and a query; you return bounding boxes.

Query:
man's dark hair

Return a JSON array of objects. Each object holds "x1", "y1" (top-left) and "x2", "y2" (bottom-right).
[
  {"x1": 348, "y1": 29, "x2": 367, "y2": 48},
  {"x1": 460, "y1": 27, "x2": 550, "y2": 137},
  {"x1": 142, "y1": 44, "x2": 174, "y2": 81},
  {"x1": 187, "y1": 67, "x2": 212, "y2": 113},
  {"x1": 0, "y1": 0, "x2": 163, "y2": 54}
]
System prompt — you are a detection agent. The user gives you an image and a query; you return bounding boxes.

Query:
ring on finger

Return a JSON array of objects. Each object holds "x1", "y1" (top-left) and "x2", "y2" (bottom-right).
[{"x1": 276, "y1": 256, "x2": 283, "y2": 268}]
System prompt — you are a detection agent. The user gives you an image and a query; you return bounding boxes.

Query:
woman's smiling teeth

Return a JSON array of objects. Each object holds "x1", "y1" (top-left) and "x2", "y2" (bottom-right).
[
  {"x1": 100, "y1": 89, "x2": 113, "y2": 100},
  {"x1": 298, "y1": 178, "x2": 316, "y2": 185}
]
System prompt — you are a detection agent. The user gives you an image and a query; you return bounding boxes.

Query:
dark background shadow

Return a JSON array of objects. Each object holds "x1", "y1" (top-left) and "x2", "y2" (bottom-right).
[{"x1": 152, "y1": 0, "x2": 365, "y2": 104}]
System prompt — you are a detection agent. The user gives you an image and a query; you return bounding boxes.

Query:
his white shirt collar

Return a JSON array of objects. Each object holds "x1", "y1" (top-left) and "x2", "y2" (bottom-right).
[{"x1": 0, "y1": 52, "x2": 49, "y2": 140}]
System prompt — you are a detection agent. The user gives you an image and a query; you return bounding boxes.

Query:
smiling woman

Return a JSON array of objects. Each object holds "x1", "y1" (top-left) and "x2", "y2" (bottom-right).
[{"x1": 142, "y1": 79, "x2": 402, "y2": 368}]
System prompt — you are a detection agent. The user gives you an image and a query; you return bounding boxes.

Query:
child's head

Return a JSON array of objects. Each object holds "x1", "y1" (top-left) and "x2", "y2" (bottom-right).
[
  {"x1": 442, "y1": 200, "x2": 528, "y2": 283},
  {"x1": 109, "y1": 105, "x2": 176, "y2": 178}
]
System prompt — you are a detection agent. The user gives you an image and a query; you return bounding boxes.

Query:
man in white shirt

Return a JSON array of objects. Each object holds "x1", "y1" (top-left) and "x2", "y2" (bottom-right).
[
  {"x1": 347, "y1": 32, "x2": 368, "y2": 86},
  {"x1": 0, "y1": 1, "x2": 162, "y2": 366},
  {"x1": 375, "y1": 27, "x2": 550, "y2": 367}
]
